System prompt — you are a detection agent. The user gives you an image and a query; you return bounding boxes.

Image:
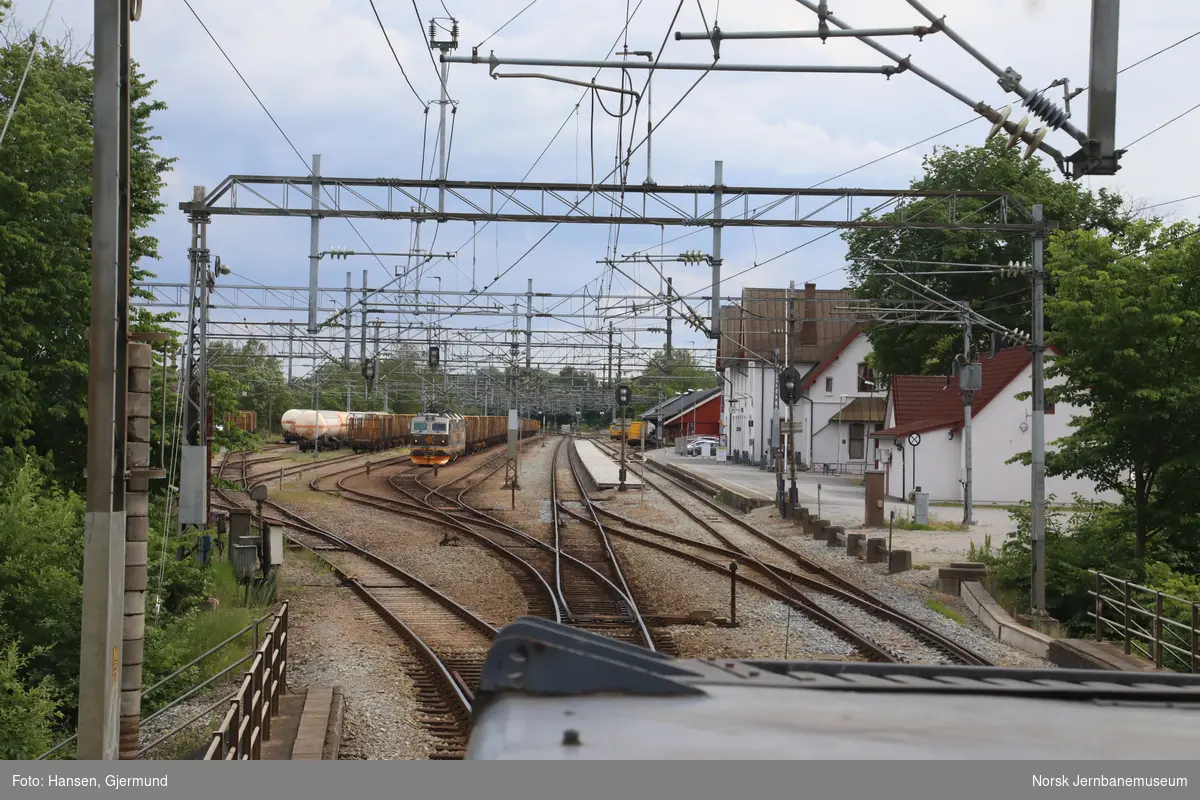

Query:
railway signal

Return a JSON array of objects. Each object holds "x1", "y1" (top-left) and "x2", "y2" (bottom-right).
[
  {"x1": 616, "y1": 384, "x2": 632, "y2": 407},
  {"x1": 429, "y1": 346, "x2": 440, "y2": 370},
  {"x1": 779, "y1": 367, "x2": 800, "y2": 405}
]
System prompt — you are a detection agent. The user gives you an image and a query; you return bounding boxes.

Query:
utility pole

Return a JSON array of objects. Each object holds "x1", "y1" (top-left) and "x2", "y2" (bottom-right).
[
  {"x1": 79, "y1": 0, "x2": 128, "y2": 760},
  {"x1": 665, "y1": 276, "x2": 674, "y2": 359},
  {"x1": 343, "y1": 271, "x2": 352, "y2": 369},
  {"x1": 711, "y1": 160, "x2": 723, "y2": 342},
  {"x1": 525, "y1": 278, "x2": 533, "y2": 371},
  {"x1": 786, "y1": 281, "x2": 798, "y2": 516},
  {"x1": 1031, "y1": 203, "x2": 1047, "y2": 614},
  {"x1": 961, "y1": 313, "x2": 976, "y2": 526},
  {"x1": 307, "y1": 154, "x2": 321, "y2": 333},
  {"x1": 287, "y1": 321, "x2": 294, "y2": 385},
  {"x1": 429, "y1": 17, "x2": 457, "y2": 219}
]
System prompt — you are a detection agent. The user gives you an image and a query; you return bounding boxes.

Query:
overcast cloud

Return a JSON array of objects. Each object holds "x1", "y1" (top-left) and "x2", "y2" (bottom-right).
[{"x1": 11, "y1": 0, "x2": 1200, "y2": 365}]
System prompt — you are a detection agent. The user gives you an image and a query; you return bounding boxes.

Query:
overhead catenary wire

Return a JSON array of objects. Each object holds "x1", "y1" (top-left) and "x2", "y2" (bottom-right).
[
  {"x1": 181, "y1": 0, "x2": 390, "y2": 278},
  {"x1": 0, "y1": 0, "x2": 55, "y2": 152},
  {"x1": 475, "y1": 0, "x2": 541, "y2": 50},
  {"x1": 368, "y1": 0, "x2": 427, "y2": 107}
]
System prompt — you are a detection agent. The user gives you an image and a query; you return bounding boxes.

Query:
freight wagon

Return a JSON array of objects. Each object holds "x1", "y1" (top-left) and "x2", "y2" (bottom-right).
[
  {"x1": 410, "y1": 411, "x2": 541, "y2": 468},
  {"x1": 224, "y1": 410, "x2": 258, "y2": 433},
  {"x1": 346, "y1": 412, "x2": 414, "y2": 453}
]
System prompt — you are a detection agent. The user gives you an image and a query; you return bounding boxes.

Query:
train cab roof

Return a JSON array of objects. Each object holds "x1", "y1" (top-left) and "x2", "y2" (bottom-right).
[{"x1": 465, "y1": 618, "x2": 1200, "y2": 761}]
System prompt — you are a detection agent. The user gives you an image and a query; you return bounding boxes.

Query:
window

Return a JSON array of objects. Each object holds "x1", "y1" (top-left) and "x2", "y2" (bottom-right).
[
  {"x1": 1046, "y1": 403, "x2": 1056, "y2": 415},
  {"x1": 849, "y1": 423, "x2": 866, "y2": 460},
  {"x1": 412, "y1": 421, "x2": 427, "y2": 431},
  {"x1": 857, "y1": 362, "x2": 875, "y2": 393},
  {"x1": 824, "y1": 377, "x2": 833, "y2": 393},
  {"x1": 433, "y1": 422, "x2": 448, "y2": 433}
]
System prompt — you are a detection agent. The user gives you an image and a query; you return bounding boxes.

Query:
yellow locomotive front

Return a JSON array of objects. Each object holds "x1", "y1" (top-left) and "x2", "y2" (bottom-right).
[{"x1": 410, "y1": 412, "x2": 466, "y2": 466}]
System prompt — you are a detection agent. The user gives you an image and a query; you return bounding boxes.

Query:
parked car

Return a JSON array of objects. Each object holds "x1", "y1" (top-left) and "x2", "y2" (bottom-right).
[{"x1": 686, "y1": 437, "x2": 719, "y2": 456}]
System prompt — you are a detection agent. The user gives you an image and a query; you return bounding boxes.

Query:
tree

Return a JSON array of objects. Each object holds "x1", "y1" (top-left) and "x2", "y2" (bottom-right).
[
  {"x1": 0, "y1": 12, "x2": 174, "y2": 486},
  {"x1": 843, "y1": 138, "x2": 1127, "y2": 381},
  {"x1": 640, "y1": 346, "x2": 716, "y2": 401},
  {"x1": 1037, "y1": 220, "x2": 1200, "y2": 568}
]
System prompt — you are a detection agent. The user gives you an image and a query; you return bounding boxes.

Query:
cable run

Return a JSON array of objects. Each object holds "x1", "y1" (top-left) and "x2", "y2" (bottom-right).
[
  {"x1": 1123, "y1": 99, "x2": 1200, "y2": 149},
  {"x1": 476, "y1": 0, "x2": 541, "y2": 50},
  {"x1": 0, "y1": 0, "x2": 56, "y2": 151},
  {"x1": 369, "y1": 0, "x2": 428, "y2": 107}
]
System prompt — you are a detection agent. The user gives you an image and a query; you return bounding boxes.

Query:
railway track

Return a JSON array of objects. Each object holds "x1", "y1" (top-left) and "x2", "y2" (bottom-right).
[
  {"x1": 551, "y1": 438, "x2": 658, "y2": 649},
  {"x1": 390, "y1": 438, "x2": 666, "y2": 651},
  {"x1": 210, "y1": 486, "x2": 488, "y2": 759},
  {"x1": 587, "y1": 439, "x2": 993, "y2": 666},
  {"x1": 312, "y1": 454, "x2": 563, "y2": 625}
]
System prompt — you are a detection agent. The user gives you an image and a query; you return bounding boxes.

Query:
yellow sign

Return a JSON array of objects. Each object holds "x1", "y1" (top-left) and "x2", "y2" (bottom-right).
[{"x1": 112, "y1": 647, "x2": 118, "y2": 683}]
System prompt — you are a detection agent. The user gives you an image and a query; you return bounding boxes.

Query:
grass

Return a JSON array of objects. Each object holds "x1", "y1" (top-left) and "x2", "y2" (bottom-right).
[
  {"x1": 142, "y1": 562, "x2": 275, "y2": 718},
  {"x1": 929, "y1": 501, "x2": 1089, "y2": 513},
  {"x1": 925, "y1": 597, "x2": 965, "y2": 624},
  {"x1": 892, "y1": 515, "x2": 967, "y2": 532},
  {"x1": 912, "y1": 563, "x2": 932, "y2": 571}
]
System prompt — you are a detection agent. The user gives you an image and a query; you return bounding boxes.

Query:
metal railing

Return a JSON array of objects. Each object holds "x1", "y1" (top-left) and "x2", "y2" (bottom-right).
[
  {"x1": 36, "y1": 603, "x2": 288, "y2": 760},
  {"x1": 1089, "y1": 571, "x2": 1199, "y2": 673},
  {"x1": 203, "y1": 602, "x2": 289, "y2": 759}
]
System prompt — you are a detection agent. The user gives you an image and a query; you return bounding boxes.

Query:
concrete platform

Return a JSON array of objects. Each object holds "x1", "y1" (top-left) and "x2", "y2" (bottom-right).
[
  {"x1": 1050, "y1": 639, "x2": 1170, "y2": 672},
  {"x1": 575, "y1": 439, "x2": 642, "y2": 490}
]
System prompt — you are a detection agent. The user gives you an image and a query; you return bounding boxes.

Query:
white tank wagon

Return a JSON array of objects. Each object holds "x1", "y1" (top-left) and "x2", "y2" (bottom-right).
[
  {"x1": 294, "y1": 410, "x2": 348, "y2": 450},
  {"x1": 280, "y1": 409, "x2": 306, "y2": 443}
]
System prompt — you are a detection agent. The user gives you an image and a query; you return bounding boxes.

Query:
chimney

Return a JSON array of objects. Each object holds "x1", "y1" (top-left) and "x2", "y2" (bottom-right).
[
  {"x1": 800, "y1": 282, "x2": 818, "y2": 348},
  {"x1": 990, "y1": 332, "x2": 1000, "y2": 358}
]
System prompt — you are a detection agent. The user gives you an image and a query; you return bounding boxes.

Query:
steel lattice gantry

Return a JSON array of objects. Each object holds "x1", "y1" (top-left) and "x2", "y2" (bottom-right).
[{"x1": 179, "y1": 170, "x2": 1039, "y2": 341}]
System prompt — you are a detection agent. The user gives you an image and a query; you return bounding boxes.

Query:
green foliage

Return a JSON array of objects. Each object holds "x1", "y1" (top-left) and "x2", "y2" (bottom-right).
[
  {"x1": 0, "y1": 458, "x2": 85, "y2": 700},
  {"x1": 976, "y1": 501, "x2": 1143, "y2": 634},
  {"x1": 1030, "y1": 220, "x2": 1200, "y2": 567},
  {"x1": 0, "y1": 640, "x2": 61, "y2": 760},
  {"x1": 0, "y1": 21, "x2": 175, "y2": 487},
  {"x1": 842, "y1": 138, "x2": 1127, "y2": 380},
  {"x1": 638, "y1": 346, "x2": 717, "y2": 404}
]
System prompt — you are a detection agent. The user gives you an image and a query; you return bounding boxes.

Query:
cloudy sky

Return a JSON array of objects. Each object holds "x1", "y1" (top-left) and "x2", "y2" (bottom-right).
[{"x1": 13, "y1": 0, "x2": 1200, "y2": 369}]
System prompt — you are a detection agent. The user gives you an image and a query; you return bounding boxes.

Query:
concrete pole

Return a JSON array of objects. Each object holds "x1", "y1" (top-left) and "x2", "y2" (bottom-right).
[
  {"x1": 120, "y1": 342, "x2": 152, "y2": 759},
  {"x1": 665, "y1": 276, "x2": 673, "y2": 359},
  {"x1": 307, "y1": 154, "x2": 321, "y2": 334},
  {"x1": 343, "y1": 271, "x2": 352, "y2": 369},
  {"x1": 79, "y1": 0, "x2": 126, "y2": 760},
  {"x1": 711, "y1": 161, "x2": 723, "y2": 342},
  {"x1": 962, "y1": 316, "x2": 974, "y2": 526},
  {"x1": 1031, "y1": 203, "x2": 1047, "y2": 613},
  {"x1": 787, "y1": 282, "x2": 798, "y2": 515},
  {"x1": 287, "y1": 321, "x2": 294, "y2": 384},
  {"x1": 525, "y1": 278, "x2": 533, "y2": 371}
]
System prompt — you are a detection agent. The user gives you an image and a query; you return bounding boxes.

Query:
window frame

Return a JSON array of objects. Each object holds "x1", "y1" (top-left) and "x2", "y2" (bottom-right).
[{"x1": 848, "y1": 422, "x2": 866, "y2": 460}]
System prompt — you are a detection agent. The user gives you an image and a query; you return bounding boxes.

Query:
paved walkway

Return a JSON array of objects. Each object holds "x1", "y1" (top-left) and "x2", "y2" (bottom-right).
[{"x1": 647, "y1": 449, "x2": 1023, "y2": 564}]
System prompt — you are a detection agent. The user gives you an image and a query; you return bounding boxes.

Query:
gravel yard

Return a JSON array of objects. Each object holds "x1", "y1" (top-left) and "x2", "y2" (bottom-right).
[{"x1": 282, "y1": 552, "x2": 435, "y2": 760}]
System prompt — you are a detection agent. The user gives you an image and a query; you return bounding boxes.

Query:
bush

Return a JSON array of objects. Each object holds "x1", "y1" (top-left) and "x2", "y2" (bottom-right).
[
  {"x1": 974, "y1": 499, "x2": 1139, "y2": 635},
  {"x1": 0, "y1": 641, "x2": 62, "y2": 760}
]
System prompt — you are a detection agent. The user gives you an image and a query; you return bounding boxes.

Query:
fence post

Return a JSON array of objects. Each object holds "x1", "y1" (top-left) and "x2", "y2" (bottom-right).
[
  {"x1": 261, "y1": 631, "x2": 274, "y2": 744},
  {"x1": 1192, "y1": 602, "x2": 1198, "y2": 675},
  {"x1": 1123, "y1": 581, "x2": 1132, "y2": 655},
  {"x1": 1094, "y1": 572, "x2": 1103, "y2": 642},
  {"x1": 1155, "y1": 591, "x2": 1164, "y2": 669}
]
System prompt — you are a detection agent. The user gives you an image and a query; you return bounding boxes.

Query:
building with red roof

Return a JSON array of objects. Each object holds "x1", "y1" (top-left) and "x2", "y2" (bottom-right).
[{"x1": 872, "y1": 343, "x2": 1117, "y2": 505}]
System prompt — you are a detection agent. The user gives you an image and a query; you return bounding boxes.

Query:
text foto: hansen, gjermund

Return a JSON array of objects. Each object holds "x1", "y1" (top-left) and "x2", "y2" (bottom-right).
[{"x1": 12, "y1": 775, "x2": 168, "y2": 789}]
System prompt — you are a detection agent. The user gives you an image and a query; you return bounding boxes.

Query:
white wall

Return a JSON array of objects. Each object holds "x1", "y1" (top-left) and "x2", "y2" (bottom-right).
[
  {"x1": 802, "y1": 334, "x2": 882, "y2": 467},
  {"x1": 970, "y1": 361, "x2": 1121, "y2": 505},
  {"x1": 877, "y1": 431, "x2": 961, "y2": 501},
  {"x1": 874, "y1": 359, "x2": 1120, "y2": 504}
]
